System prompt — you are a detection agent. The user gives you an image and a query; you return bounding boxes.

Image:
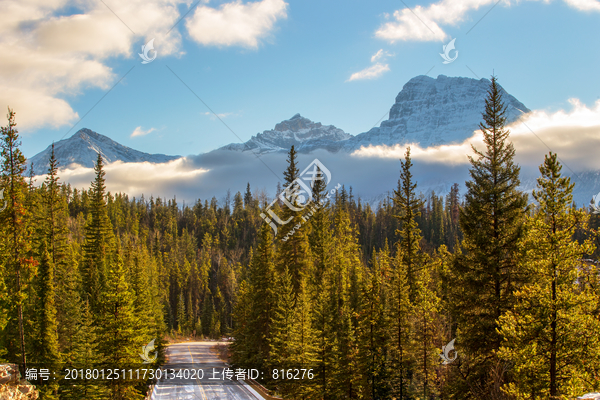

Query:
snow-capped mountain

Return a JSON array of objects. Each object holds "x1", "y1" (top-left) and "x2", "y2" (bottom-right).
[
  {"x1": 29, "y1": 128, "x2": 180, "y2": 175},
  {"x1": 219, "y1": 113, "x2": 352, "y2": 154},
  {"x1": 343, "y1": 75, "x2": 530, "y2": 151}
]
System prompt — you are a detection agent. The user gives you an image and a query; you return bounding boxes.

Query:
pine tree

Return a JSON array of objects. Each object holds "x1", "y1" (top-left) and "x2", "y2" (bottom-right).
[
  {"x1": 498, "y1": 153, "x2": 600, "y2": 399},
  {"x1": 411, "y1": 259, "x2": 441, "y2": 399},
  {"x1": 97, "y1": 252, "x2": 141, "y2": 399},
  {"x1": 34, "y1": 246, "x2": 60, "y2": 400},
  {"x1": 287, "y1": 277, "x2": 319, "y2": 399},
  {"x1": 244, "y1": 183, "x2": 253, "y2": 207},
  {"x1": 42, "y1": 144, "x2": 80, "y2": 366},
  {"x1": 390, "y1": 245, "x2": 413, "y2": 399},
  {"x1": 0, "y1": 108, "x2": 36, "y2": 370},
  {"x1": 451, "y1": 75, "x2": 529, "y2": 397},
  {"x1": 394, "y1": 147, "x2": 425, "y2": 299},
  {"x1": 329, "y1": 204, "x2": 363, "y2": 398},
  {"x1": 43, "y1": 144, "x2": 70, "y2": 271},
  {"x1": 308, "y1": 166, "x2": 336, "y2": 399},
  {"x1": 82, "y1": 153, "x2": 114, "y2": 312},
  {"x1": 358, "y1": 246, "x2": 392, "y2": 399},
  {"x1": 247, "y1": 221, "x2": 277, "y2": 368},
  {"x1": 269, "y1": 265, "x2": 296, "y2": 376},
  {"x1": 311, "y1": 268, "x2": 336, "y2": 399},
  {"x1": 68, "y1": 300, "x2": 103, "y2": 399},
  {"x1": 445, "y1": 183, "x2": 461, "y2": 251},
  {"x1": 309, "y1": 165, "x2": 331, "y2": 287},
  {"x1": 177, "y1": 293, "x2": 186, "y2": 334},
  {"x1": 231, "y1": 279, "x2": 252, "y2": 364},
  {"x1": 277, "y1": 145, "x2": 312, "y2": 293},
  {"x1": 201, "y1": 289, "x2": 215, "y2": 338}
]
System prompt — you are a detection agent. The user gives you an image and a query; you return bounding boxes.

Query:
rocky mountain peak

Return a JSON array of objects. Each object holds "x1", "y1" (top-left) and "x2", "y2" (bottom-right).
[
  {"x1": 344, "y1": 74, "x2": 530, "y2": 151},
  {"x1": 219, "y1": 115, "x2": 352, "y2": 154},
  {"x1": 274, "y1": 114, "x2": 322, "y2": 132}
]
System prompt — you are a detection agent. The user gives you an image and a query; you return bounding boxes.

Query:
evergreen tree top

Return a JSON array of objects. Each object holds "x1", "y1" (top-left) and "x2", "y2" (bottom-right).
[{"x1": 283, "y1": 146, "x2": 299, "y2": 187}]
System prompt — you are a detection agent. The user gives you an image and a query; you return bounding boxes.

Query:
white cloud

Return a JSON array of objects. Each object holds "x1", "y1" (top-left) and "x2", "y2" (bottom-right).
[
  {"x1": 47, "y1": 158, "x2": 209, "y2": 198},
  {"x1": 352, "y1": 98, "x2": 600, "y2": 172},
  {"x1": 370, "y1": 49, "x2": 394, "y2": 62},
  {"x1": 185, "y1": 0, "x2": 288, "y2": 48},
  {"x1": 202, "y1": 111, "x2": 234, "y2": 119},
  {"x1": 347, "y1": 63, "x2": 390, "y2": 81},
  {"x1": 564, "y1": 0, "x2": 600, "y2": 11},
  {"x1": 131, "y1": 126, "x2": 156, "y2": 138},
  {"x1": 0, "y1": 0, "x2": 187, "y2": 131},
  {"x1": 376, "y1": 0, "x2": 599, "y2": 43},
  {"x1": 2, "y1": 0, "x2": 286, "y2": 131}
]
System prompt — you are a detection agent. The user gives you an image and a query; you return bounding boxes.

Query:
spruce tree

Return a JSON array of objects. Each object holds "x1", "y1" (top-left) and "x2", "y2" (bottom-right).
[
  {"x1": 451, "y1": 75, "x2": 528, "y2": 396},
  {"x1": 498, "y1": 153, "x2": 600, "y2": 398}
]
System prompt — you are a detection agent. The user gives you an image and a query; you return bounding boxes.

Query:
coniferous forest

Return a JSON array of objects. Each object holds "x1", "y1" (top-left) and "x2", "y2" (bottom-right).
[{"x1": 2, "y1": 77, "x2": 600, "y2": 399}]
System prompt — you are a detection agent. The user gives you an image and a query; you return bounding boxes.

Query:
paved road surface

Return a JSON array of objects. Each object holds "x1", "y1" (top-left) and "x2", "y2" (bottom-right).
[{"x1": 152, "y1": 341, "x2": 263, "y2": 400}]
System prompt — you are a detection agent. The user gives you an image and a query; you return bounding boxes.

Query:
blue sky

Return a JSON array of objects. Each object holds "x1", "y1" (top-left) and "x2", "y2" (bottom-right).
[{"x1": 5, "y1": 0, "x2": 600, "y2": 159}]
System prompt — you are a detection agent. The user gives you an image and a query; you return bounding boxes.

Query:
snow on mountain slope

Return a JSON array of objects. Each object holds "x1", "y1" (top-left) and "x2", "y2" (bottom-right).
[
  {"x1": 219, "y1": 113, "x2": 352, "y2": 154},
  {"x1": 344, "y1": 75, "x2": 530, "y2": 151},
  {"x1": 29, "y1": 128, "x2": 180, "y2": 175}
]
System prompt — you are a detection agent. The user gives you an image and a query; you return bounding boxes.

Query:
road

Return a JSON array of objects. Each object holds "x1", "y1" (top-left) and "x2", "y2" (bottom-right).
[{"x1": 152, "y1": 341, "x2": 264, "y2": 400}]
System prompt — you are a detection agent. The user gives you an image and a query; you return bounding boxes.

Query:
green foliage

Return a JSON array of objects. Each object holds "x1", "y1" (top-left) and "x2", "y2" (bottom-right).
[
  {"x1": 0, "y1": 108, "x2": 36, "y2": 369},
  {"x1": 450, "y1": 75, "x2": 529, "y2": 397},
  {"x1": 498, "y1": 153, "x2": 600, "y2": 399},
  {"x1": 277, "y1": 145, "x2": 312, "y2": 293},
  {"x1": 394, "y1": 146, "x2": 425, "y2": 299},
  {"x1": 4, "y1": 89, "x2": 600, "y2": 400},
  {"x1": 97, "y1": 253, "x2": 142, "y2": 400},
  {"x1": 82, "y1": 153, "x2": 114, "y2": 312}
]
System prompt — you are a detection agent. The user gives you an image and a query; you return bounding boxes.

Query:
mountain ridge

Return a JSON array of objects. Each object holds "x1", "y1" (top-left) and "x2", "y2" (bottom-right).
[
  {"x1": 219, "y1": 113, "x2": 352, "y2": 154},
  {"x1": 28, "y1": 128, "x2": 180, "y2": 175},
  {"x1": 29, "y1": 75, "x2": 531, "y2": 173}
]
